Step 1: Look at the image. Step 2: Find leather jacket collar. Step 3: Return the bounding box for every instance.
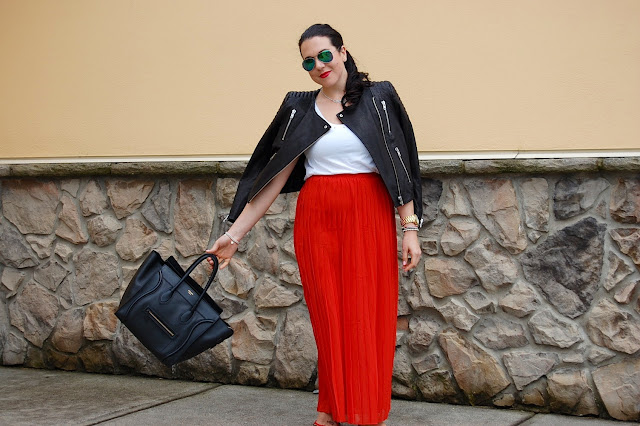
[229,82,423,226]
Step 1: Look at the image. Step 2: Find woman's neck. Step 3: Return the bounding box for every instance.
[321,86,346,100]
[322,71,348,100]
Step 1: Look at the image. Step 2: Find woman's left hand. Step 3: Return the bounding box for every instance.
[402,231,421,272]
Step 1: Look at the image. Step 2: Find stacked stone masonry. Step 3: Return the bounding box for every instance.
[0,159,639,421]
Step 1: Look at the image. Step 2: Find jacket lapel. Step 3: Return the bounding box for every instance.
[247,92,326,201]
[339,87,387,168]
[283,93,328,155]
[248,87,388,202]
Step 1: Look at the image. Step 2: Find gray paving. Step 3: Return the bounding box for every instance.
[0,367,217,425]
[0,367,635,426]
[519,415,637,426]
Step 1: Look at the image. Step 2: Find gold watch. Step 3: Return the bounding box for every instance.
[401,214,419,227]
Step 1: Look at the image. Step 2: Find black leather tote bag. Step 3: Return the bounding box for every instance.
[116,251,233,366]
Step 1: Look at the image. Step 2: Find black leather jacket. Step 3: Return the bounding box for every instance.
[228,81,423,226]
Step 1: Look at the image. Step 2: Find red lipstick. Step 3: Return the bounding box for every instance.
[320,71,331,79]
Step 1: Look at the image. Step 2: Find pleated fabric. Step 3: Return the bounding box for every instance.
[294,173,398,425]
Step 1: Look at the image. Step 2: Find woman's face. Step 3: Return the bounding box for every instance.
[299,36,347,89]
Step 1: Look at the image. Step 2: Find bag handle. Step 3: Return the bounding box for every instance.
[164,253,219,320]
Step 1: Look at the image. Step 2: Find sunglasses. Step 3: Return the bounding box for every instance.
[302,49,334,72]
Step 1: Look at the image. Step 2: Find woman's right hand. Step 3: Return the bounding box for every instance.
[206,234,239,270]
[206,158,299,270]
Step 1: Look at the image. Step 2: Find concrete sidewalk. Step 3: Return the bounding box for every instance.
[0,367,634,426]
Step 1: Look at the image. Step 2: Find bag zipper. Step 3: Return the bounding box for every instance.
[373,96,403,205]
[395,147,411,183]
[146,308,175,337]
[281,109,296,141]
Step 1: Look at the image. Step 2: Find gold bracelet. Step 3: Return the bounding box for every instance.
[400,214,419,227]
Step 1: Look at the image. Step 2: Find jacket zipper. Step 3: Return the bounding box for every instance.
[395,147,411,183]
[249,127,329,203]
[281,109,296,141]
[384,99,410,184]
[146,308,175,337]
[381,100,392,136]
[373,97,403,205]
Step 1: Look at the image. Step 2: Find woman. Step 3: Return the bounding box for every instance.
[207,24,422,426]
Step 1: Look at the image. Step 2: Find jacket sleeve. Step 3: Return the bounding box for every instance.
[388,82,423,225]
[227,92,292,223]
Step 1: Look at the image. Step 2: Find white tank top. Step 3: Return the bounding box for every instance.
[304,103,378,180]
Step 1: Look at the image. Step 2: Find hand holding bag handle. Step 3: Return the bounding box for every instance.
[116,250,233,366]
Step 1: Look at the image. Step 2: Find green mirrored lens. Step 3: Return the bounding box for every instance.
[318,50,333,63]
[302,58,315,71]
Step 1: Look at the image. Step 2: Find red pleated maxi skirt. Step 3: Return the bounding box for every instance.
[294,173,398,425]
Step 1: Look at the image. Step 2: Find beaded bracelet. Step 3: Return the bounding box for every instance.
[224,231,240,245]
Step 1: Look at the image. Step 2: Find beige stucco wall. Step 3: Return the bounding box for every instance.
[1,0,639,160]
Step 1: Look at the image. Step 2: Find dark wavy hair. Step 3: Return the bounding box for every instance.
[298,24,371,108]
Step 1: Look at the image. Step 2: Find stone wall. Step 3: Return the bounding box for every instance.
[0,158,639,421]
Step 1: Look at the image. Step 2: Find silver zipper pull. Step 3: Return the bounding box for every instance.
[372,95,403,205]
[281,109,296,141]
[395,147,412,183]
[381,100,391,134]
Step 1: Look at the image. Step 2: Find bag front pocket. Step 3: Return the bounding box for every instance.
[146,308,175,338]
